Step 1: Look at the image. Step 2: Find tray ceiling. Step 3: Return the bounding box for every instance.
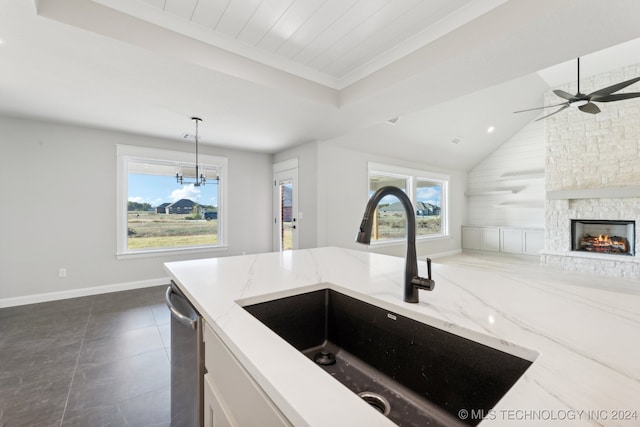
[92,0,507,89]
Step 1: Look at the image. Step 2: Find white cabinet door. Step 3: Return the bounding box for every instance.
[203,374,235,427]
[523,230,544,255]
[500,229,523,254]
[480,228,500,252]
[203,323,292,427]
[462,227,481,250]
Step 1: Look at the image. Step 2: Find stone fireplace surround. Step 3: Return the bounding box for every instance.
[540,62,640,278]
[542,196,640,277]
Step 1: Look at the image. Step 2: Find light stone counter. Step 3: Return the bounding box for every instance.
[164,247,640,426]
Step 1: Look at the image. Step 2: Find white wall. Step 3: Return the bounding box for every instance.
[466,121,545,227]
[316,144,466,259]
[0,116,272,304]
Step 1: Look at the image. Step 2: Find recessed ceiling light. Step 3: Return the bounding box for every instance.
[487,126,495,133]
[0,38,6,46]
[386,117,400,125]
[451,136,463,144]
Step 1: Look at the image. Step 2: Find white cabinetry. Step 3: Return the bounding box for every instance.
[481,228,500,252]
[500,228,523,254]
[204,374,234,427]
[463,226,543,256]
[461,227,481,250]
[203,322,292,427]
[523,229,545,255]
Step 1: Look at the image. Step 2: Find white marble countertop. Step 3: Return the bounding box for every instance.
[164,247,640,426]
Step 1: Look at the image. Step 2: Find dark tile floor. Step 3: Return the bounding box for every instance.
[0,286,171,427]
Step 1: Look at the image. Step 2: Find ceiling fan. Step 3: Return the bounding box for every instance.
[515,57,640,121]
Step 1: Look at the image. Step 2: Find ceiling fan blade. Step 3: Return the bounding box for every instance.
[591,92,640,102]
[578,102,600,114]
[553,89,578,101]
[535,105,569,121]
[513,101,568,113]
[587,76,640,98]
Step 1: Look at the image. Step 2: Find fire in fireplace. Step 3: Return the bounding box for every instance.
[578,234,629,253]
[571,220,635,256]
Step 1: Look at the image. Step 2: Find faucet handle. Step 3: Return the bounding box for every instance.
[411,276,435,291]
[410,257,435,291]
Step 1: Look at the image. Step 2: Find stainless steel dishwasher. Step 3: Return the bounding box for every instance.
[165,281,204,427]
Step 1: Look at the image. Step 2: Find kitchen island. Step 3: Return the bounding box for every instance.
[164,247,640,426]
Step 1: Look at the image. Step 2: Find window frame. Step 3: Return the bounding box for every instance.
[367,162,449,245]
[116,144,228,259]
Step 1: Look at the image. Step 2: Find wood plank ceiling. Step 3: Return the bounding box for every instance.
[136,0,472,81]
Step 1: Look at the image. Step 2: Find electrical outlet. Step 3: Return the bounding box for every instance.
[58,268,67,278]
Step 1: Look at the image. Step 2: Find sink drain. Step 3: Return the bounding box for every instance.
[358,392,391,416]
[314,350,336,366]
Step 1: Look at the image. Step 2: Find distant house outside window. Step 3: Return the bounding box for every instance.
[368,163,448,243]
[415,178,445,238]
[116,145,227,258]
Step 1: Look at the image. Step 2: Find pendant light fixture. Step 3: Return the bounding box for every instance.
[176,117,206,187]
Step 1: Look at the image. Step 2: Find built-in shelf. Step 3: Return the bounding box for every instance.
[465,189,518,196]
[497,170,545,181]
[495,201,545,208]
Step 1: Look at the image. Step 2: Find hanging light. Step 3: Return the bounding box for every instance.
[176,117,206,187]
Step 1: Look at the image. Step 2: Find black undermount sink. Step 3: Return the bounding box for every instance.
[243,288,535,427]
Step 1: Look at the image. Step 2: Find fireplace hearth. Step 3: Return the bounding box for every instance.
[571,220,635,256]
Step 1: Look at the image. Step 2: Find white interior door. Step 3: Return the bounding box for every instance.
[273,161,298,252]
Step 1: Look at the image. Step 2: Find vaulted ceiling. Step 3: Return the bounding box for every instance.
[3,0,640,170]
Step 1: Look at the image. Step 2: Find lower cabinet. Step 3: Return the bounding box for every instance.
[203,322,292,427]
[481,228,500,252]
[203,374,234,427]
[500,228,523,254]
[522,229,545,255]
[461,227,481,250]
[462,226,500,251]
[462,226,543,255]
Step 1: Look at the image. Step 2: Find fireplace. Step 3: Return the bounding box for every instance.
[571,219,635,256]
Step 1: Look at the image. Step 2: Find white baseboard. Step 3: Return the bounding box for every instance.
[0,277,170,308]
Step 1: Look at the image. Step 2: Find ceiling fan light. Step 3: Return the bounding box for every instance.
[570,99,589,108]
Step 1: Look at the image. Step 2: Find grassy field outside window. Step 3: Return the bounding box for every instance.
[127,211,217,249]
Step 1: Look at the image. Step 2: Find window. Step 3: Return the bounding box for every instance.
[117,145,227,258]
[415,178,444,238]
[368,173,409,241]
[368,163,448,243]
